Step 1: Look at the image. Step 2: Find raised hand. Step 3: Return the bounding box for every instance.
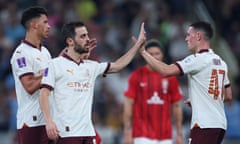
[131,22,146,53]
[81,38,97,59]
[86,38,97,52]
[136,22,146,48]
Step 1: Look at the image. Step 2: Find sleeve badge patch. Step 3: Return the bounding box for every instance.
[44,68,49,77]
[17,57,26,68]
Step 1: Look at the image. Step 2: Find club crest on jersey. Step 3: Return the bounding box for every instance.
[17,57,26,68]
[85,69,90,77]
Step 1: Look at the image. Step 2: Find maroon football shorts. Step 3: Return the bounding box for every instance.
[56,136,95,144]
[189,127,225,144]
[17,125,53,144]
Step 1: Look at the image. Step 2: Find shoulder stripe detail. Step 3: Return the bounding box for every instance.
[19,72,34,79]
[40,84,54,91]
[174,63,184,75]
[225,84,231,88]
[102,62,110,77]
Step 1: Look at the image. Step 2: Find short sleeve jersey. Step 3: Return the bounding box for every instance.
[176,49,230,129]
[10,40,51,129]
[41,54,109,137]
[124,66,183,140]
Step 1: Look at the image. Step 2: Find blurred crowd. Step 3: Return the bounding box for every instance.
[0,0,239,144]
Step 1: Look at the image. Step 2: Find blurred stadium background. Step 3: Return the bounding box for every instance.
[0,0,239,144]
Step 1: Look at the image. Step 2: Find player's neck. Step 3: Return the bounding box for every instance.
[25,32,42,49]
[195,41,210,53]
[66,47,83,63]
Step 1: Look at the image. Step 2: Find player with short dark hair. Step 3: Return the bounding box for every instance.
[20,6,48,29]
[10,6,52,144]
[140,21,232,144]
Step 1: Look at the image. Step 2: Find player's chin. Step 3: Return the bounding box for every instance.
[43,33,49,39]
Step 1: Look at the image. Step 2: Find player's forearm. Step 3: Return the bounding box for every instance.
[123,100,133,131]
[123,108,132,131]
[141,50,168,76]
[141,50,180,77]
[123,117,132,144]
[123,116,133,144]
[21,75,43,95]
[224,86,232,102]
[39,88,52,123]
[109,41,143,73]
[124,117,132,131]
[173,103,183,136]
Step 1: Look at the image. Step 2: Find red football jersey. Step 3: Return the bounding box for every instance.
[124,66,183,140]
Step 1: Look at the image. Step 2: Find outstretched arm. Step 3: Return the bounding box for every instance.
[140,50,180,77]
[108,22,146,73]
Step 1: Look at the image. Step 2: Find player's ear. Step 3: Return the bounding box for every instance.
[66,37,74,46]
[196,32,203,41]
[30,19,38,29]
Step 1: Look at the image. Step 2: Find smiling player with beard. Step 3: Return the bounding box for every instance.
[39,21,146,144]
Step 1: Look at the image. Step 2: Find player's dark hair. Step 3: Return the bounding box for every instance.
[145,39,163,51]
[21,6,48,29]
[190,21,213,40]
[61,21,85,42]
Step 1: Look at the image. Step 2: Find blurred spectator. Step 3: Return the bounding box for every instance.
[223,75,240,144]
[166,13,190,61]
[104,70,129,104]
[6,85,18,144]
[75,0,97,22]
[0,24,14,81]
[200,0,240,78]
[0,84,9,132]
[0,0,238,143]
[6,87,17,131]
[2,1,25,43]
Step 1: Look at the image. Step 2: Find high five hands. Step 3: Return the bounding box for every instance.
[132,22,146,53]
